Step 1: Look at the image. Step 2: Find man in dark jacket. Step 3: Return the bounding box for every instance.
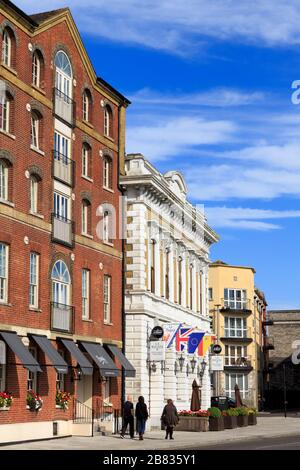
[161,399,179,440]
[120,395,134,439]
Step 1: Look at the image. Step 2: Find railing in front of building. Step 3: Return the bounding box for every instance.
[50,302,74,334]
[53,150,75,187]
[53,88,75,127]
[222,327,252,341]
[224,355,252,369]
[52,213,74,248]
[220,298,252,312]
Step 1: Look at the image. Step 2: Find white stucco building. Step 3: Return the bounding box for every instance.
[121,154,219,428]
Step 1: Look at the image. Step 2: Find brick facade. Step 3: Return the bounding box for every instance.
[0,0,129,442]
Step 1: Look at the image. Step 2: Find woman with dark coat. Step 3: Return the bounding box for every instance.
[161,399,179,440]
[135,396,149,440]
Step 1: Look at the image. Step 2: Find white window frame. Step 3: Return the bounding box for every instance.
[0,243,8,304]
[103,378,111,404]
[82,145,89,178]
[30,175,38,213]
[56,350,65,391]
[82,269,90,320]
[27,347,37,392]
[103,211,110,243]
[224,288,247,310]
[225,373,249,399]
[32,52,41,88]
[104,107,110,137]
[29,252,39,309]
[83,92,89,122]
[0,340,6,392]
[224,317,247,338]
[2,29,11,67]
[225,345,247,366]
[82,201,89,235]
[103,156,111,189]
[31,114,40,150]
[0,161,8,201]
[54,191,70,221]
[0,95,10,133]
[51,260,71,307]
[103,275,111,324]
[208,288,213,301]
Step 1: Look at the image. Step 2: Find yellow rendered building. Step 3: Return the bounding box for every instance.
[209,261,266,408]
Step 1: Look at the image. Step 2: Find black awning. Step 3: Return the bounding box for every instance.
[106,345,136,378]
[59,338,93,375]
[0,331,42,373]
[30,334,68,374]
[80,341,119,378]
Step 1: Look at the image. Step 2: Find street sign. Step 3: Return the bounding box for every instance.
[150,341,166,361]
[151,326,164,340]
[210,355,224,371]
[212,344,222,355]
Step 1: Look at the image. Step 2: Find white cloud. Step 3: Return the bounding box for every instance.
[204,206,300,230]
[127,116,236,161]
[130,88,265,107]
[15,0,300,53]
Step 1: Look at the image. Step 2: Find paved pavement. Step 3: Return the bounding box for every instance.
[1,415,300,450]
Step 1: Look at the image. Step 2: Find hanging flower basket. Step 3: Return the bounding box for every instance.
[0,392,13,410]
[27,390,43,411]
[56,391,71,410]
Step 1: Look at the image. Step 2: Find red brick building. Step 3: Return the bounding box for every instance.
[0,0,133,443]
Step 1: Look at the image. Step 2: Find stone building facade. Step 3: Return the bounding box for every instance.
[121,154,219,428]
[0,0,131,443]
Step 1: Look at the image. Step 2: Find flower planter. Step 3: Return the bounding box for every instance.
[237,415,248,427]
[176,416,209,432]
[248,414,257,425]
[223,415,238,429]
[209,416,224,431]
[0,407,10,411]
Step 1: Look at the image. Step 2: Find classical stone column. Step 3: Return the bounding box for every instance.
[164,344,176,402]
[126,201,148,292]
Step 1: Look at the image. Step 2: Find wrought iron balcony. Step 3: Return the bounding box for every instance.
[53,150,75,187]
[224,355,253,371]
[53,88,75,127]
[221,327,253,343]
[52,213,74,248]
[220,298,252,314]
[51,302,74,334]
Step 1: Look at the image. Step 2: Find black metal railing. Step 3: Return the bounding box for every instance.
[73,398,94,424]
[50,302,74,334]
[53,87,75,127]
[53,150,75,187]
[52,213,75,248]
[220,298,252,313]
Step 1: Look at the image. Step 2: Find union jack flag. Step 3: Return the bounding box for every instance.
[175,327,195,352]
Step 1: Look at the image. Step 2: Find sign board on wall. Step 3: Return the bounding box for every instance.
[210,355,224,371]
[150,341,166,362]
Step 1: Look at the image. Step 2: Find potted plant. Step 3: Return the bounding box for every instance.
[247,408,257,425]
[208,407,224,431]
[176,410,210,432]
[27,390,43,411]
[222,407,238,429]
[236,406,248,427]
[56,391,71,410]
[0,392,13,410]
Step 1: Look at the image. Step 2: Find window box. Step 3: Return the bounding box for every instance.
[0,406,10,411]
[56,391,71,410]
[27,390,43,411]
[0,392,13,409]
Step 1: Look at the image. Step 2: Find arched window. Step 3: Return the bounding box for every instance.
[31,111,42,150]
[82,89,92,122]
[0,160,8,201]
[104,105,112,138]
[1,28,15,68]
[81,199,91,235]
[0,91,13,134]
[82,143,91,178]
[103,210,112,243]
[103,155,112,189]
[51,260,71,307]
[55,50,72,98]
[32,50,44,88]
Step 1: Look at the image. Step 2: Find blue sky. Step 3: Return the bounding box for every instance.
[17,0,300,309]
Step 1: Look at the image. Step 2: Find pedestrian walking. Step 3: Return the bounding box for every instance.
[161,399,179,440]
[135,396,148,440]
[120,395,134,439]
